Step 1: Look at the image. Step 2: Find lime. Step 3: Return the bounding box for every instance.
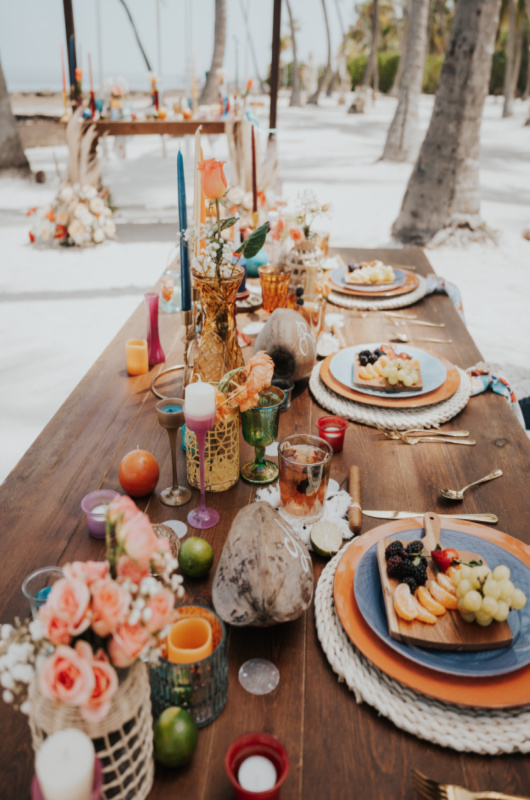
[178,537,214,578]
[153,706,198,767]
[310,520,342,558]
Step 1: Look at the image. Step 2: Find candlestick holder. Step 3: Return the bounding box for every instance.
[155,398,191,507]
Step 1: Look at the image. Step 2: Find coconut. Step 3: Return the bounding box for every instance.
[212,501,314,626]
[253,308,317,382]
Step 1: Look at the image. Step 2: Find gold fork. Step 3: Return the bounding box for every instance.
[412,769,529,800]
[375,425,470,440]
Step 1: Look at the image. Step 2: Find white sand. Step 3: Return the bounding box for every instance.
[1,92,529,481]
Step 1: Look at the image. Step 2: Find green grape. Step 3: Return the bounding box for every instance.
[382,366,391,378]
[458,565,471,580]
[463,590,482,612]
[493,600,510,622]
[387,373,398,385]
[493,564,510,581]
[403,375,413,387]
[452,569,462,585]
[456,579,472,599]
[510,589,527,610]
[499,579,515,601]
[475,610,493,627]
[481,596,498,617]
[470,566,490,590]
[483,579,501,600]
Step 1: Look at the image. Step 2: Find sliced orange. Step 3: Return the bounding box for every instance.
[410,595,437,624]
[437,572,457,595]
[394,583,418,621]
[446,565,460,581]
[416,585,446,616]
[427,579,458,610]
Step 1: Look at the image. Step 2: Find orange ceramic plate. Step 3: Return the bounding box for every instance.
[333,518,530,708]
[320,352,461,409]
[329,269,420,298]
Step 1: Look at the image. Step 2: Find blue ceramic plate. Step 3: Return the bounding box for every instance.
[329,344,447,399]
[330,265,407,293]
[354,528,530,677]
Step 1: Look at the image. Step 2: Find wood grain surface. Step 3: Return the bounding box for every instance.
[1,247,529,799]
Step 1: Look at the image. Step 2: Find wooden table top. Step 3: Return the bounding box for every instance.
[1,247,529,799]
[87,119,228,137]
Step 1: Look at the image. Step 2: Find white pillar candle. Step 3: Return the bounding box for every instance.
[36,729,95,800]
[238,755,277,792]
[185,382,216,419]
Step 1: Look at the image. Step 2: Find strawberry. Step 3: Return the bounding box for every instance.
[431,546,459,573]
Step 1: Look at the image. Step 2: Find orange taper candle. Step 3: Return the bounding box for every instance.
[167,617,213,664]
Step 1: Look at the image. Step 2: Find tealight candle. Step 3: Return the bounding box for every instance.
[161,404,183,413]
[35,729,95,800]
[238,755,277,792]
[81,490,119,538]
[167,617,213,664]
[126,339,149,376]
[316,415,348,453]
[225,732,289,800]
[90,504,107,516]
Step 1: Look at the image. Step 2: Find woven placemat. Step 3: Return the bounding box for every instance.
[309,363,471,430]
[315,544,530,754]
[328,274,428,310]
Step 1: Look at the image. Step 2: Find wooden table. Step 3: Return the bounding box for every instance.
[87,119,228,139]
[1,248,529,799]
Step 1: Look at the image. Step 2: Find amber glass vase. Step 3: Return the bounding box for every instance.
[192,267,244,383]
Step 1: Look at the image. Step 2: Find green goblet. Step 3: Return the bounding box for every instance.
[240,386,286,484]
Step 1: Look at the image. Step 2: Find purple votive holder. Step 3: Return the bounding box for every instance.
[32,757,104,800]
[81,490,119,538]
[316,415,349,453]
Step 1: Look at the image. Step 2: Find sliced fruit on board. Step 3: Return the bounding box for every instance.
[416,585,446,616]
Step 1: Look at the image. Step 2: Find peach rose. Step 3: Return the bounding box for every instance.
[39,642,95,707]
[116,554,150,585]
[145,588,175,634]
[198,158,227,200]
[91,578,131,637]
[42,578,91,637]
[38,607,72,646]
[119,514,159,567]
[290,225,303,242]
[108,622,152,668]
[64,561,109,586]
[81,649,118,723]
[107,495,139,527]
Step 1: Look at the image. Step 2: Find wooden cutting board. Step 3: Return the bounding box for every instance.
[376,512,513,650]
[353,352,423,394]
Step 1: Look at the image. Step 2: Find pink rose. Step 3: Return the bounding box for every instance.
[145,588,175,634]
[42,578,91,637]
[90,578,130,637]
[64,561,109,586]
[107,495,139,526]
[108,622,152,668]
[116,554,150,585]
[39,641,95,707]
[81,649,118,723]
[119,514,159,566]
[38,607,72,645]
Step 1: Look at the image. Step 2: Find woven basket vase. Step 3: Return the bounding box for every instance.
[28,662,154,800]
[186,407,240,492]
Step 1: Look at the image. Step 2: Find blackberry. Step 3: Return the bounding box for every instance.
[385,541,405,560]
[405,541,424,557]
[387,555,405,579]
[402,576,418,594]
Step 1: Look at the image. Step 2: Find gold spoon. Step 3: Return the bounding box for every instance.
[441,469,503,501]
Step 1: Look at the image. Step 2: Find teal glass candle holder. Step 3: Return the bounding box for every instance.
[240,386,285,485]
[149,605,228,728]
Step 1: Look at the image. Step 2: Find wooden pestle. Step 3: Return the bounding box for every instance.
[348,466,362,534]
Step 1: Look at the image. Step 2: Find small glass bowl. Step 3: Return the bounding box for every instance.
[81,490,119,538]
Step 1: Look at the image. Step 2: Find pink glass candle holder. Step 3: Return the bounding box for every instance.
[145,292,165,366]
[225,732,289,800]
[184,383,219,530]
[32,757,103,800]
[81,490,119,538]
[316,415,348,453]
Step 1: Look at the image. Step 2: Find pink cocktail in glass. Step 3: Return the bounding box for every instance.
[184,384,219,529]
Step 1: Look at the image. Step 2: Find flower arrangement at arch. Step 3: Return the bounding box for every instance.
[28,183,115,247]
[0,496,183,723]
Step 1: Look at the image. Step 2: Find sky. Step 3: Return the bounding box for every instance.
[0,0,351,93]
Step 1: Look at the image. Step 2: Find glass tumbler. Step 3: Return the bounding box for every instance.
[258,267,291,314]
[278,434,333,523]
[22,567,64,618]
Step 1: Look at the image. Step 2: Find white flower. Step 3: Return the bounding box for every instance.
[68,219,89,246]
[0,673,15,690]
[128,610,141,627]
[104,219,116,237]
[242,192,253,211]
[142,608,153,624]
[59,186,74,202]
[93,228,104,244]
[29,620,44,642]
[1,625,14,642]
[2,690,14,704]
[82,186,97,200]
[12,663,34,684]
[56,209,69,226]
[228,186,245,205]
[89,197,105,216]
[20,701,31,715]
[40,222,53,242]
[140,577,159,597]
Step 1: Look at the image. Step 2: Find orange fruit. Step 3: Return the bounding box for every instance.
[394,583,418,621]
[416,585,446,616]
[446,565,460,581]
[153,706,198,767]
[427,579,458,609]
[410,595,437,625]
[437,572,457,595]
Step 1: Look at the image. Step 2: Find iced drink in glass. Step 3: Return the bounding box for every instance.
[278,434,333,523]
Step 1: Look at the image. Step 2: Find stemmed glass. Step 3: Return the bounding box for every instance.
[155,397,191,507]
[240,386,285,484]
[184,382,219,529]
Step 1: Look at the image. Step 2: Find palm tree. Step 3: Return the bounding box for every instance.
[392,0,503,244]
[0,59,30,177]
[382,0,430,162]
[200,0,227,105]
[308,0,333,104]
[503,0,517,116]
[362,0,380,90]
[116,0,153,72]
[285,0,301,106]
[389,0,410,96]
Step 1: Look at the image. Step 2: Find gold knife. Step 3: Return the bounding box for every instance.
[362,510,498,524]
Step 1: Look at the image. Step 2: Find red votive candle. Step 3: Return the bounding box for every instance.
[225,732,289,800]
[316,416,348,453]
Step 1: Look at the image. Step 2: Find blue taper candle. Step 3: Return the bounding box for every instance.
[68,35,75,88]
[177,150,192,312]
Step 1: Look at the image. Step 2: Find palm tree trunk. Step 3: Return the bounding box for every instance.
[199,0,227,105]
[392,0,503,244]
[307,0,333,104]
[524,0,530,100]
[285,0,301,106]
[116,0,152,72]
[503,0,516,117]
[382,0,430,162]
[0,59,31,176]
[510,16,524,100]
[389,0,411,96]
[362,0,380,90]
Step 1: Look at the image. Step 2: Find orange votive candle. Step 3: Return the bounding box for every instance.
[126,339,149,376]
[167,617,213,664]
